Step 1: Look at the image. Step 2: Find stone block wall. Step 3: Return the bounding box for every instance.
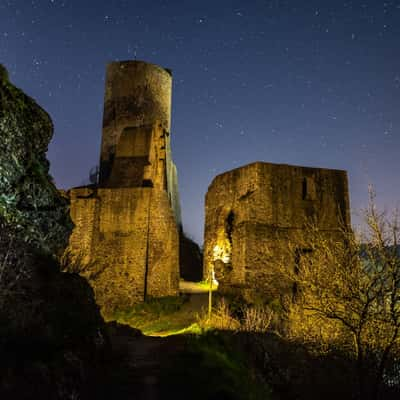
[66,60,181,316]
[203,161,350,302]
[99,60,172,186]
[68,187,179,317]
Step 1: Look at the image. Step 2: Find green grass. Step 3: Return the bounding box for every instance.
[194,279,219,291]
[108,296,274,398]
[110,295,200,335]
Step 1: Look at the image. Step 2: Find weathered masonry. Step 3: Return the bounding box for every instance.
[203,161,350,303]
[67,61,181,316]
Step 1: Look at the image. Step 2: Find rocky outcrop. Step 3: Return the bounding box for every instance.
[0,64,106,399]
[0,64,72,255]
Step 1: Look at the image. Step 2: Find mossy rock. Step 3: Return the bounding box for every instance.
[0,63,73,255]
[0,66,107,400]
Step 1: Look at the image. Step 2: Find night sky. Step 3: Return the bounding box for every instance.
[1,0,399,244]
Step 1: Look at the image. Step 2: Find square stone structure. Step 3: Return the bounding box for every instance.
[67,61,181,316]
[203,161,350,302]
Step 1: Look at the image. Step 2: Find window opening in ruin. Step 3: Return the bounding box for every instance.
[226,211,234,247]
[142,179,154,187]
[302,178,307,200]
[302,177,316,201]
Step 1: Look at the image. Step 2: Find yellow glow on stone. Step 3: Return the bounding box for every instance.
[212,242,231,264]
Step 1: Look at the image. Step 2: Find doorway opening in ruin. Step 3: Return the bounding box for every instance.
[226,210,234,248]
[212,209,235,284]
[222,210,234,275]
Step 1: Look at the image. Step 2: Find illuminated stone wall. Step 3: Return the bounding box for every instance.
[68,187,179,316]
[66,61,180,316]
[203,162,350,302]
[99,60,172,184]
[98,60,181,223]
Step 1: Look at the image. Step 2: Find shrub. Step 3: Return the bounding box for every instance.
[241,305,273,333]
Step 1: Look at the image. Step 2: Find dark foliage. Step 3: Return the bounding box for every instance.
[232,331,400,400]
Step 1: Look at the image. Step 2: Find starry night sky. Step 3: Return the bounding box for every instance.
[1,0,399,244]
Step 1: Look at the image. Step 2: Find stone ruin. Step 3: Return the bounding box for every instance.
[66,59,351,313]
[203,161,350,303]
[66,61,181,316]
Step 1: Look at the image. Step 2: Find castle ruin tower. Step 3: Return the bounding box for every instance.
[66,60,181,316]
[100,61,172,178]
[99,61,181,223]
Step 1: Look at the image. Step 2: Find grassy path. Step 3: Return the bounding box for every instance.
[97,323,272,400]
[96,293,272,399]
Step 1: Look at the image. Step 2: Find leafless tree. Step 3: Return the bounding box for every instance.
[275,189,400,399]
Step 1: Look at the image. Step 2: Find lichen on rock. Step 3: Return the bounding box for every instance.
[0,64,73,256]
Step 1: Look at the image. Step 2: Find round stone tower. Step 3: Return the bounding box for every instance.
[99,60,172,185]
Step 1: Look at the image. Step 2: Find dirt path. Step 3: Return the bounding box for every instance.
[108,328,187,400]
[95,293,214,399]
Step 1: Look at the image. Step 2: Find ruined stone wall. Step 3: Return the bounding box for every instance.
[99,60,172,185]
[66,60,181,315]
[203,162,350,302]
[68,187,179,316]
[97,60,181,225]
